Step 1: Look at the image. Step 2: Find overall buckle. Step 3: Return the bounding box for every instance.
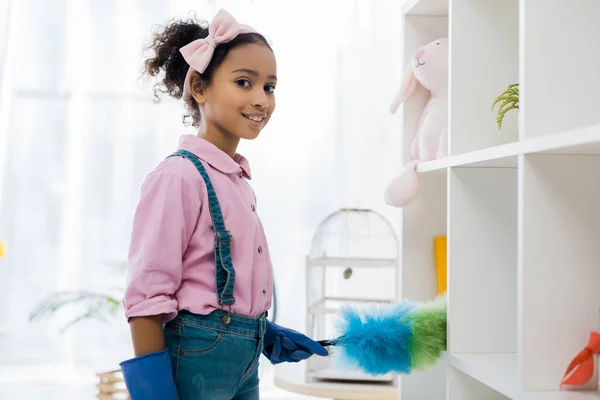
[215,230,233,242]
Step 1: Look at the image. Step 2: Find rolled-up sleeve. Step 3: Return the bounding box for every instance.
[123,169,201,322]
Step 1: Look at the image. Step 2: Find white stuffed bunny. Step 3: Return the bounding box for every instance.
[385,37,449,208]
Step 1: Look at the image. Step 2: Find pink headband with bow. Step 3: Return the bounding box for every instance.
[179,9,256,108]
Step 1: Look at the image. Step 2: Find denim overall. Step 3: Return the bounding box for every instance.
[163,149,267,400]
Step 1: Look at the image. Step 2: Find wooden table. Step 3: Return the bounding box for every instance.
[274,363,399,400]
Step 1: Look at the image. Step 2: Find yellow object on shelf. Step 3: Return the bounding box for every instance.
[433,236,446,295]
[0,240,5,258]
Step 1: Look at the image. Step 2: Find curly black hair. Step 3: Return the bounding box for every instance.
[142,14,272,127]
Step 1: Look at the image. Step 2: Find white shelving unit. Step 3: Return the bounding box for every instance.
[396,0,600,399]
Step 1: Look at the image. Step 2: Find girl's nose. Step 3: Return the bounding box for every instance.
[252,90,268,108]
[414,49,425,59]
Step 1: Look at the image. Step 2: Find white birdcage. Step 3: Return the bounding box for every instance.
[305,208,400,384]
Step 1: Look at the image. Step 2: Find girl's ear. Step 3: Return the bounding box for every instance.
[189,72,207,105]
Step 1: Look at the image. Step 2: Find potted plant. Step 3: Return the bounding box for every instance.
[29,260,279,398]
[28,260,129,398]
[28,290,122,333]
[492,83,519,130]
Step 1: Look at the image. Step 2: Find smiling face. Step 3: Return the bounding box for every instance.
[192,42,277,141]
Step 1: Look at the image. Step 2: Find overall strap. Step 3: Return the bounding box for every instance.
[168,149,235,306]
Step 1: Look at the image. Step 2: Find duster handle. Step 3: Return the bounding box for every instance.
[317,336,344,347]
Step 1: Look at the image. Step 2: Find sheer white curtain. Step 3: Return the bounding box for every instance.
[0,0,404,393]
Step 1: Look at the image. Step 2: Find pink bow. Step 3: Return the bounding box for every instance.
[180,9,255,107]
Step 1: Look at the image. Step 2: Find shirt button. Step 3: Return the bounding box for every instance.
[258,246,263,254]
[237,171,243,178]
[251,204,255,212]
[262,288,267,295]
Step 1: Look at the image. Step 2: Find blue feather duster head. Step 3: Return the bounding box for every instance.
[334,300,416,375]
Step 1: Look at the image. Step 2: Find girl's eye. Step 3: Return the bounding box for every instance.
[265,84,276,94]
[236,79,251,88]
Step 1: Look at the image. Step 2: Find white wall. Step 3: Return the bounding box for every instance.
[246,0,405,337]
[0,0,407,390]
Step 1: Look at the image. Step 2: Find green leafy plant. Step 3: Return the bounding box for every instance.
[28,290,122,333]
[492,83,519,130]
[28,258,280,333]
[28,260,125,333]
[29,289,280,334]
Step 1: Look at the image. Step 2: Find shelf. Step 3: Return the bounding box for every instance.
[308,296,395,314]
[308,257,398,268]
[449,353,600,400]
[414,121,600,175]
[402,0,448,16]
[417,142,519,173]
[526,391,600,400]
[397,0,600,398]
[447,167,517,356]
[522,122,600,155]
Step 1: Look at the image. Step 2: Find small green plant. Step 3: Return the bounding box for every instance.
[28,260,126,333]
[28,290,122,333]
[28,258,280,333]
[492,83,519,130]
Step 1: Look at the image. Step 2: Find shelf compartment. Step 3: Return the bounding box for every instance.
[400,167,448,400]
[448,166,518,355]
[450,0,519,154]
[401,172,447,301]
[400,13,448,166]
[449,353,600,400]
[519,154,600,391]
[521,0,600,139]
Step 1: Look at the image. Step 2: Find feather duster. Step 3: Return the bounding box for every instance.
[318,296,446,375]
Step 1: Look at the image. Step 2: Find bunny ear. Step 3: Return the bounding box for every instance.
[389,62,418,114]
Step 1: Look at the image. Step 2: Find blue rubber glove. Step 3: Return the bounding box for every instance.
[120,348,179,400]
[263,320,328,364]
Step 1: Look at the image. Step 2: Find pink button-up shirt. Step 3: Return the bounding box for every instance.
[123,134,273,323]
